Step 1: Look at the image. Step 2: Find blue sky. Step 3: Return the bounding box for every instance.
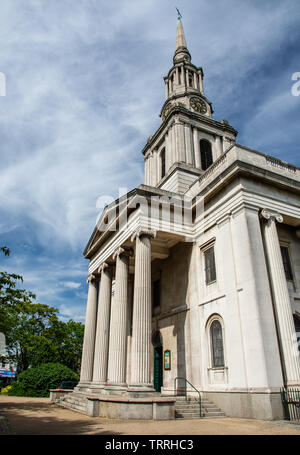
[0,0,299,322]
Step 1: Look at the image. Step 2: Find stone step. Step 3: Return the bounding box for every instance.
[174,397,225,419]
[59,403,88,415]
[55,391,89,415]
[176,403,218,409]
[63,401,87,410]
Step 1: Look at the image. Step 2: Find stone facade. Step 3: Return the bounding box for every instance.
[73,18,300,420]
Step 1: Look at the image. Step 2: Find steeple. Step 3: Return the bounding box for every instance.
[142,13,238,194]
[161,14,211,120]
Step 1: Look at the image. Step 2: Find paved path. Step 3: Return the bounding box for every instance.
[1,396,300,435]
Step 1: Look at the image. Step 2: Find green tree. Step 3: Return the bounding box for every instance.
[0,247,84,374]
[55,319,84,374]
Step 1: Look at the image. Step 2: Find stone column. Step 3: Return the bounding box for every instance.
[148,152,153,186]
[193,72,198,90]
[193,128,201,168]
[165,132,170,172]
[170,123,176,166]
[198,70,204,95]
[153,149,158,185]
[215,135,223,158]
[261,209,300,385]
[184,124,193,165]
[92,263,112,386]
[144,155,149,185]
[176,121,185,163]
[106,247,130,388]
[165,79,169,98]
[80,274,99,384]
[185,69,189,87]
[176,66,179,86]
[129,229,156,391]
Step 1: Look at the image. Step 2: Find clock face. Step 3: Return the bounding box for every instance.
[190,97,207,114]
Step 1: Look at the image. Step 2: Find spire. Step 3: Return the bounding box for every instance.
[173,11,191,63]
[176,17,187,49]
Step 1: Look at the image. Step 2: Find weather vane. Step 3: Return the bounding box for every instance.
[176,7,182,20]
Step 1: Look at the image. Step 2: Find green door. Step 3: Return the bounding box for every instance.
[154,345,163,392]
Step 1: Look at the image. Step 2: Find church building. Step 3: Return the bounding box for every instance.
[52,17,300,420]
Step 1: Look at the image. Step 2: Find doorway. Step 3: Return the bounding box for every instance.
[152,330,163,393]
[154,344,163,392]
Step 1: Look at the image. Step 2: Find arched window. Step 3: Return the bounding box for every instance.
[210,320,225,368]
[200,139,213,171]
[161,148,166,179]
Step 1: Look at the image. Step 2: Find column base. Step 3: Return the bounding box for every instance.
[286,380,300,387]
[104,382,128,395]
[89,382,106,394]
[127,384,156,395]
[76,382,93,394]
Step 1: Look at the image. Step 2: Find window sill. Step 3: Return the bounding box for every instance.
[206,280,217,286]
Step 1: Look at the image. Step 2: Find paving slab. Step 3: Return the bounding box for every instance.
[1,396,300,435]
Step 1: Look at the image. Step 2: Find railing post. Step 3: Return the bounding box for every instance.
[174,377,202,418]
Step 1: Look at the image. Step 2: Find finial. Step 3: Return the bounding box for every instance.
[176,7,182,21]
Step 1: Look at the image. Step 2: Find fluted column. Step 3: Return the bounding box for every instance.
[261,209,300,385]
[106,247,130,387]
[92,263,112,385]
[130,229,156,391]
[80,274,99,384]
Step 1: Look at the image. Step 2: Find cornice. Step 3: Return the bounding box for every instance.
[141,105,238,156]
[191,159,300,209]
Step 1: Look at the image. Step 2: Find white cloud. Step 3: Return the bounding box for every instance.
[0,0,299,319]
[63,281,81,289]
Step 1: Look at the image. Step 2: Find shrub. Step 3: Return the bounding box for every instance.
[1,385,12,394]
[8,363,78,398]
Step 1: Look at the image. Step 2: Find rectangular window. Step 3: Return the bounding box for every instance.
[204,246,216,284]
[280,246,293,281]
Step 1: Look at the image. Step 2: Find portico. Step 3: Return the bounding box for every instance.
[77,223,186,397]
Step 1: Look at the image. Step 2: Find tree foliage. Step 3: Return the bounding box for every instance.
[8,362,79,397]
[0,247,84,374]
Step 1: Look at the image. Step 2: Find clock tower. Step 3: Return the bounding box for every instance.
[143,16,238,193]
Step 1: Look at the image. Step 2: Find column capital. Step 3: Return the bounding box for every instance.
[98,262,112,274]
[86,273,98,284]
[260,208,283,224]
[112,246,133,261]
[131,229,157,243]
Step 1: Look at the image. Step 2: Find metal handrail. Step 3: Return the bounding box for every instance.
[174,377,202,418]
